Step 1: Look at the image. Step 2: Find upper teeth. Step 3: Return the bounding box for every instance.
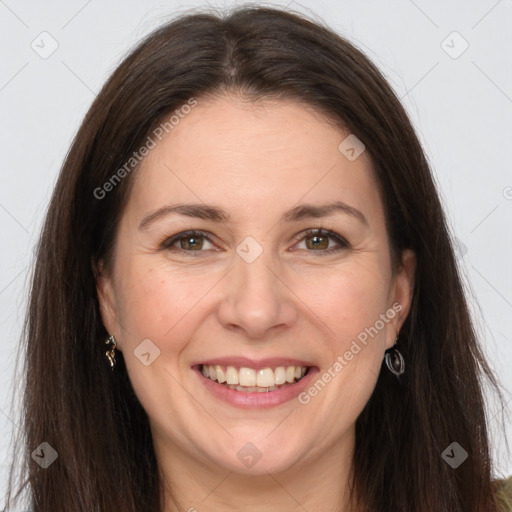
[201,365,308,387]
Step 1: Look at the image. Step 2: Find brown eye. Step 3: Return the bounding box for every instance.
[295,229,349,253]
[161,231,215,253]
[305,233,329,250]
[178,234,204,250]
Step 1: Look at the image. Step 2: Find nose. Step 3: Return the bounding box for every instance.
[216,248,298,340]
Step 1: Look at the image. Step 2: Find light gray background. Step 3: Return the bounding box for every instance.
[1,0,511,504]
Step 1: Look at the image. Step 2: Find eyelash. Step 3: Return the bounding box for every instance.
[160,228,349,256]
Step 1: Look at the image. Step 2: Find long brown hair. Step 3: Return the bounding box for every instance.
[4,5,509,511]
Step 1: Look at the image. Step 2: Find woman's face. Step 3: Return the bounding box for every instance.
[97,95,415,476]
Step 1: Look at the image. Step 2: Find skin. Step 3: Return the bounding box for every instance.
[96,94,416,512]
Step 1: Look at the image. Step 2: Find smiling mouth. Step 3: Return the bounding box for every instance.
[198,364,311,392]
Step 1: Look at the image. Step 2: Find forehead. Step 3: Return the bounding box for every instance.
[127,95,383,226]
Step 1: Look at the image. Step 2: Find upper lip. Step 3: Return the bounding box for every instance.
[192,356,316,370]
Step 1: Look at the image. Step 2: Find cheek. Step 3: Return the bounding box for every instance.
[294,260,392,346]
[119,269,187,331]
[110,260,211,417]
[113,257,222,359]
[291,266,390,430]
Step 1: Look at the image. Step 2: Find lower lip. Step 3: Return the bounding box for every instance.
[193,365,319,409]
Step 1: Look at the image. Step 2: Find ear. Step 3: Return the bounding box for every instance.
[386,249,416,349]
[93,259,122,351]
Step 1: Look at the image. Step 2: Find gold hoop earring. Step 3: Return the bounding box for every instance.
[105,335,117,369]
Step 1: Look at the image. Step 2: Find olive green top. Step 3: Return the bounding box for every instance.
[496,476,512,511]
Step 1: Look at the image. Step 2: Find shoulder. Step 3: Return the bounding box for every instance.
[495,476,512,512]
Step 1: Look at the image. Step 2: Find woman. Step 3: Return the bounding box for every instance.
[4,5,511,512]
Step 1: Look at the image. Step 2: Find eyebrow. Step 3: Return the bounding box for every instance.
[138,200,369,230]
